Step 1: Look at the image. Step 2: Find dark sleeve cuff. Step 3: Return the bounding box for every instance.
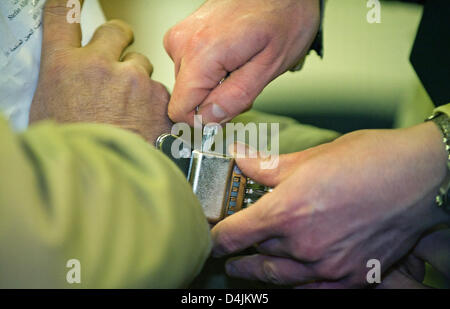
[410,0,450,107]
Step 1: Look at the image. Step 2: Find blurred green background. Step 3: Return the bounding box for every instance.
[99,0,434,133]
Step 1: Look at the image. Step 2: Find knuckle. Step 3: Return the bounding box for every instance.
[109,19,133,32]
[163,28,174,52]
[144,57,154,71]
[150,81,170,103]
[44,2,68,18]
[261,260,285,285]
[101,19,134,41]
[164,25,187,57]
[121,64,149,87]
[167,103,185,123]
[186,28,210,52]
[229,82,254,106]
[128,53,153,70]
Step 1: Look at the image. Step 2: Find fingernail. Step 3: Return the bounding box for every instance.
[199,103,228,123]
[212,104,227,119]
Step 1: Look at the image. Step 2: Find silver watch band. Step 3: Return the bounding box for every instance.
[428,113,450,212]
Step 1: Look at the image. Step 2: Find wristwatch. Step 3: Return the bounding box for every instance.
[427,112,450,213]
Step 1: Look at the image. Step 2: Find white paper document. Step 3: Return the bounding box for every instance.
[0,0,106,131]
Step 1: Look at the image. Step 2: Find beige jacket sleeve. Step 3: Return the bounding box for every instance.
[0,117,211,288]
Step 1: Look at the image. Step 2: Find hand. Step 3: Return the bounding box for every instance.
[30,0,172,143]
[164,0,320,125]
[377,228,450,289]
[375,255,427,289]
[211,122,450,288]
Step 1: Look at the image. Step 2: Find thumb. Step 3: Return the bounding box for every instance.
[213,145,306,258]
[211,191,279,258]
[229,142,303,187]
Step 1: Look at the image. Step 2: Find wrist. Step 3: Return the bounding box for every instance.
[306,0,323,57]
